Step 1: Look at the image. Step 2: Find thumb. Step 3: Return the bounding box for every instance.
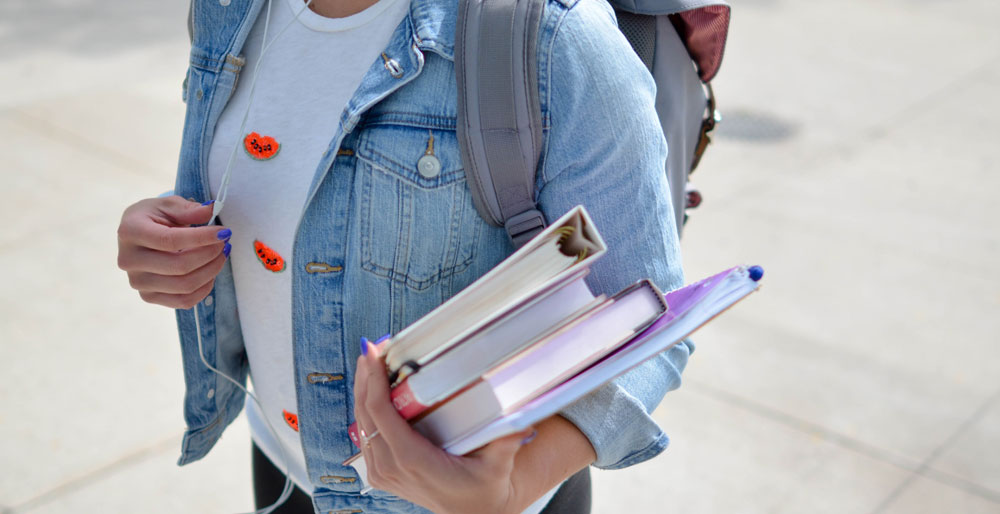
[159,196,216,226]
[469,428,535,464]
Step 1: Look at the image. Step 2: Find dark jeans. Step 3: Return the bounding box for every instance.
[252,443,591,513]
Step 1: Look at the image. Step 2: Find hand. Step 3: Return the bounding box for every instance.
[353,339,534,514]
[117,196,232,309]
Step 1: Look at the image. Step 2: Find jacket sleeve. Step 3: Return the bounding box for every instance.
[535,0,694,470]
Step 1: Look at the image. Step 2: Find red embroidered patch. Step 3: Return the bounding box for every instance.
[283,410,299,432]
[254,239,286,272]
[244,132,280,160]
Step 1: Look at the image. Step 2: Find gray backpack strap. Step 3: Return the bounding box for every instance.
[456,0,547,249]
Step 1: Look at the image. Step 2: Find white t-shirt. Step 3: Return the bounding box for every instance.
[208,0,410,492]
[208,0,560,511]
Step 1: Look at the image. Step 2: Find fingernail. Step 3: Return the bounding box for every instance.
[217,228,232,240]
[375,333,391,344]
[201,199,215,206]
[223,242,231,258]
[521,429,538,445]
[360,337,369,356]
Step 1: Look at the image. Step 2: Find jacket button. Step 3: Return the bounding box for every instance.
[381,53,404,78]
[203,295,213,306]
[307,373,344,384]
[219,0,231,5]
[417,155,441,178]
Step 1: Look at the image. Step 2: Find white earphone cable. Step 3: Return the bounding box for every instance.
[196,1,316,512]
[211,0,315,226]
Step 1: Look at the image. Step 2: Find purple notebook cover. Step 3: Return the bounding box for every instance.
[654,267,738,325]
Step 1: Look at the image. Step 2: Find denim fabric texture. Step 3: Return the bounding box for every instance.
[174,0,692,511]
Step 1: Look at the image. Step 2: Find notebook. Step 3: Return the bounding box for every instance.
[409,280,667,446]
[344,265,763,477]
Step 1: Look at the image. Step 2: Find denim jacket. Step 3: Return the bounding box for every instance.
[174,0,692,511]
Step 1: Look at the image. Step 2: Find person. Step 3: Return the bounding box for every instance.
[116,0,692,511]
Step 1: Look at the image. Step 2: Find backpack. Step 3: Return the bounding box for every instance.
[455,0,731,248]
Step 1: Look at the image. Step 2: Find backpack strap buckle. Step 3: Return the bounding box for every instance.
[505,209,546,249]
[690,82,719,173]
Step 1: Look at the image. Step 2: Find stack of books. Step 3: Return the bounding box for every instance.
[345,206,762,474]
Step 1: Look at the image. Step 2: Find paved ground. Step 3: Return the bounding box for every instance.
[1,0,998,513]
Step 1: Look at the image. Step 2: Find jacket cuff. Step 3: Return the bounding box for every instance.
[559,339,693,469]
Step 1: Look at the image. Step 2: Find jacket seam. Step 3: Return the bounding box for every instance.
[538,1,575,187]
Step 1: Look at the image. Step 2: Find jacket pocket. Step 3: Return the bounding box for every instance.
[356,124,481,291]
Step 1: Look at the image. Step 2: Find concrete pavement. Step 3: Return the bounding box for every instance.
[1,0,998,512]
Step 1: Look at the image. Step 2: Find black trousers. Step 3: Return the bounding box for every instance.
[253,443,591,513]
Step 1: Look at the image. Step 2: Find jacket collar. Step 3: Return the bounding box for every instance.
[407,0,457,60]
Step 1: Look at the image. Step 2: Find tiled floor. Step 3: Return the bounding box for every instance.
[2,1,998,513]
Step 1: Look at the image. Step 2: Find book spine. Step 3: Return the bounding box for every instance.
[390,380,430,420]
[345,383,428,450]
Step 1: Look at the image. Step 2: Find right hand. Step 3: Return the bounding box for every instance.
[117,196,232,309]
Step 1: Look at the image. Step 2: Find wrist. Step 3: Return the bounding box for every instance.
[504,416,595,513]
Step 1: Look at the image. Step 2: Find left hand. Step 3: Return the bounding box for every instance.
[353,338,534,514]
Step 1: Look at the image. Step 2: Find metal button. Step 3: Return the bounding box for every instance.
[381,53,403,78]
[206,388,215,399]
[219,0,231,5]
[417,155,441,178]
[305,262,343,274]
[320,475,357,484]
[203,295,213,307]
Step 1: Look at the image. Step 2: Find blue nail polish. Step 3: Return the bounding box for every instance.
[201,200,215,206]
[360,337,369,356]
[223,242,232,258]
[748,265,764,282]
[521,430,538,445]
[375,333,391,344]
[217,228,232,240]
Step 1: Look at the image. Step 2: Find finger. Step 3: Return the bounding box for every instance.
[118,197,230,252]
[353,341,384,452]
[353,342,395,489]
[138,278,216,309]
[373,333,391,349]
[156,195,216,226]
[119,241,225,275]
[353,340,373,434]
[117,196,220,248]
[120,218,232,253]
[361,342,438,459]
[129,251,228,295]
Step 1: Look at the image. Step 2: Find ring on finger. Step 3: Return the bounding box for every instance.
[361,429,380,449]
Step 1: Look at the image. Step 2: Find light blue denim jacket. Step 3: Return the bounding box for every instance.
[175,0,692,511]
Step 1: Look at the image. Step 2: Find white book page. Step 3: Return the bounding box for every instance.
[407,277,599,405]
[488,285,663,410]
[394,237,576,368]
